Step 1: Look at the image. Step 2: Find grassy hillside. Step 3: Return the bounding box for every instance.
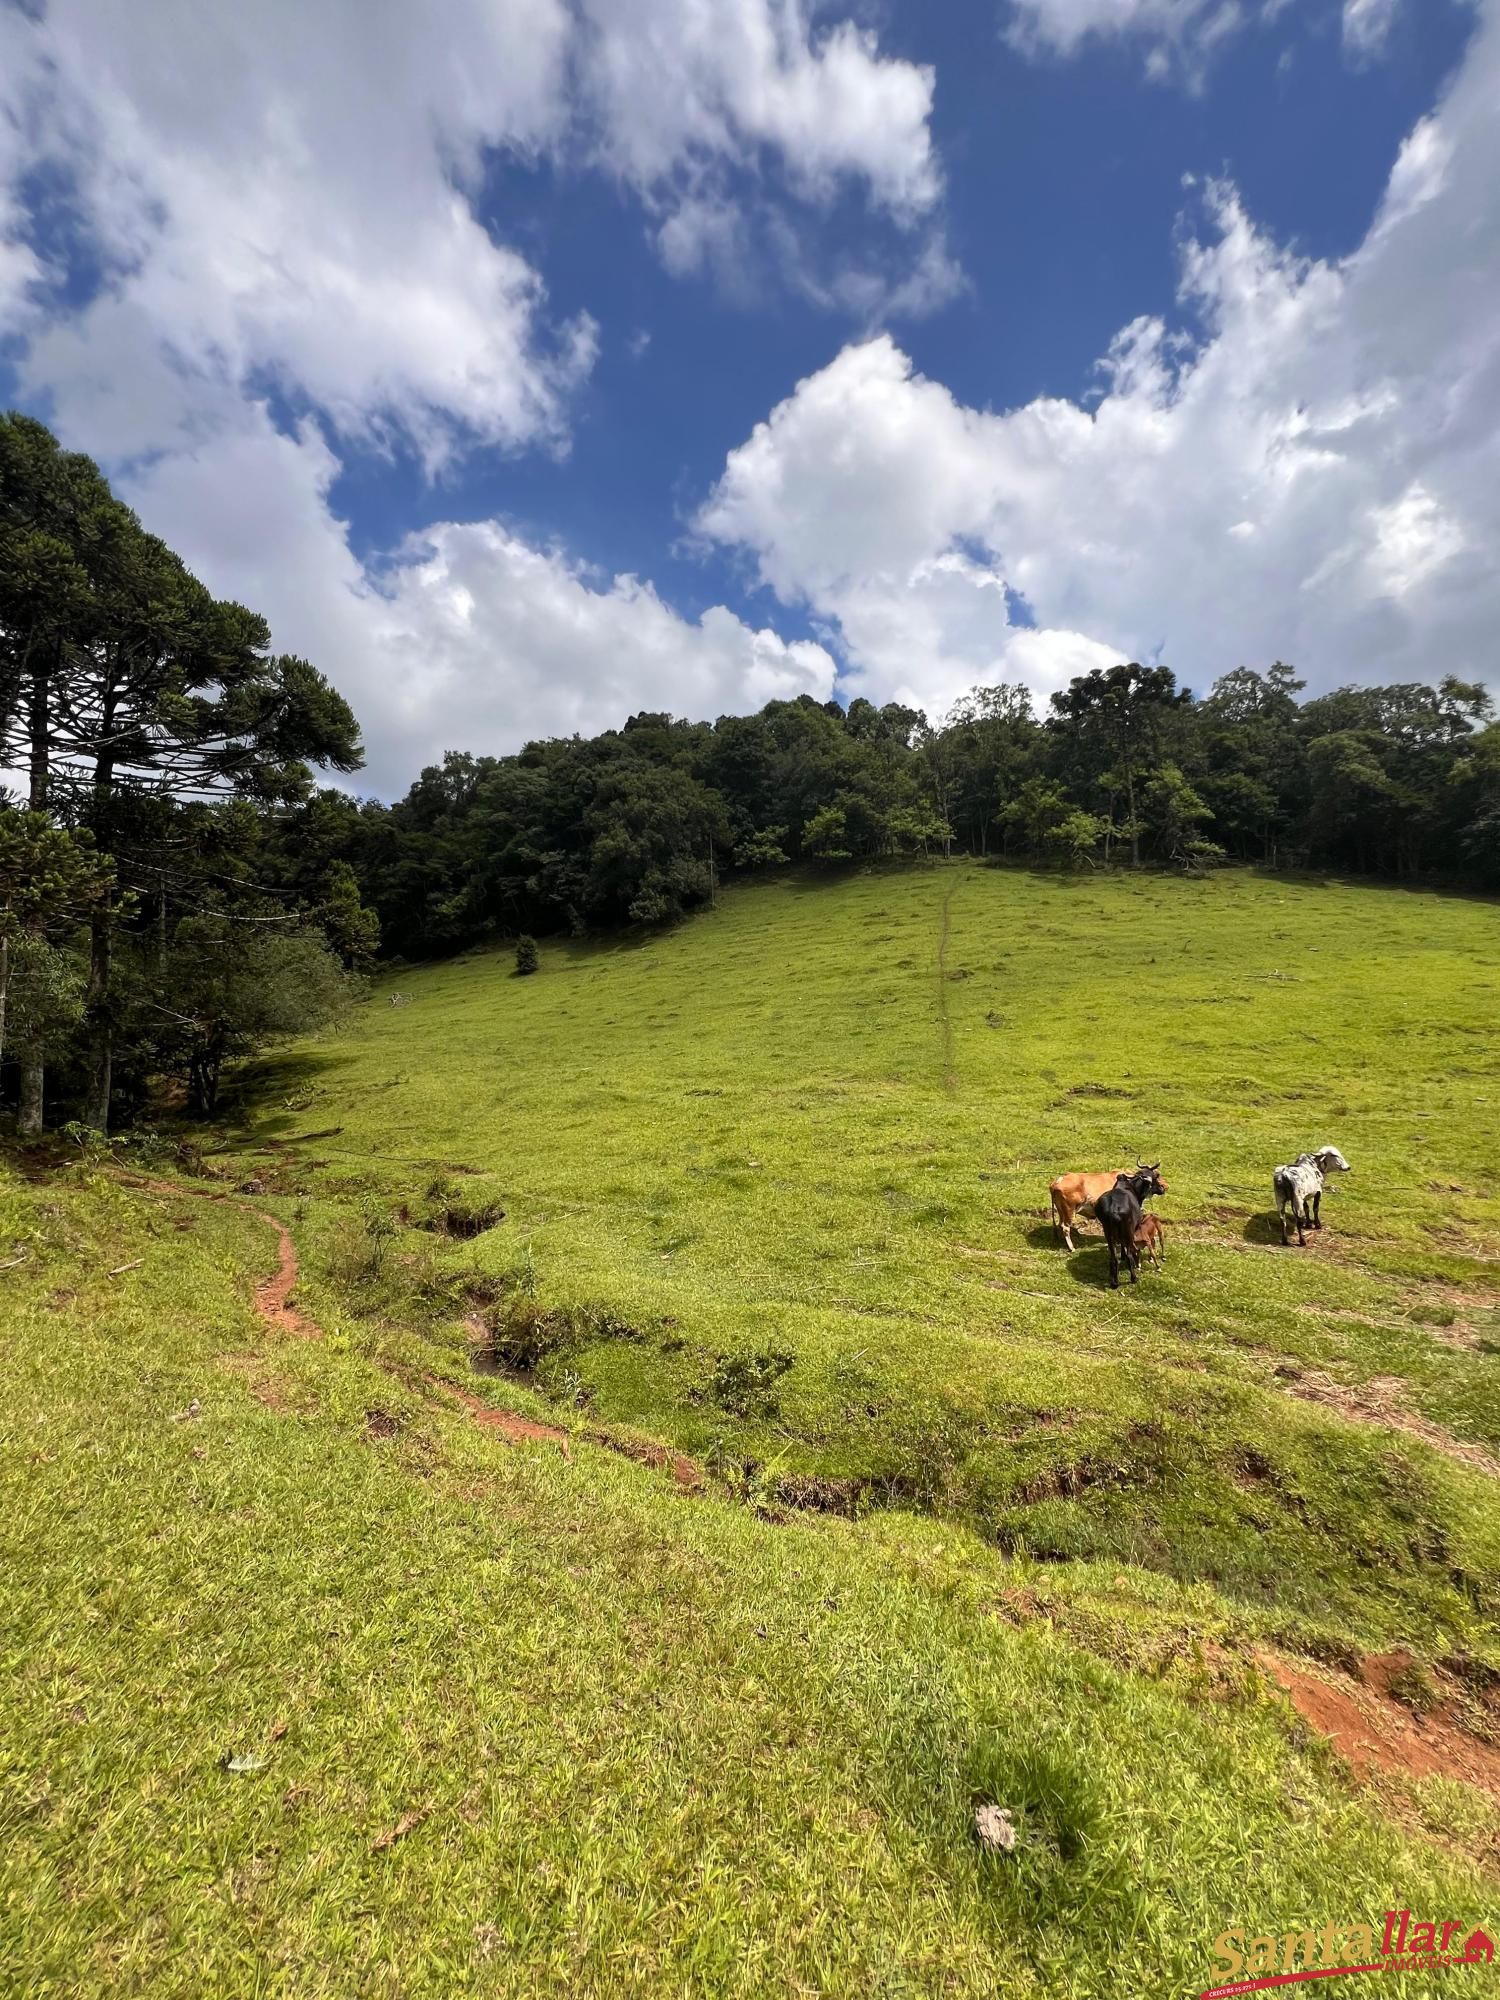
[5,862,1500,1996]
[269,864,1500,1650]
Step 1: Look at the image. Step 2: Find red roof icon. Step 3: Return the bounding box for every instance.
[1461,1928,1494,1964]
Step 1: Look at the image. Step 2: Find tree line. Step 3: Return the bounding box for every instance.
[4,409,1498,1132]
[348,659,1500,961]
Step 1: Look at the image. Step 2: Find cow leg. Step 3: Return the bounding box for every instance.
[1293,1199,1307,1247]
[1310,1190,1323,1230]
[1278,1199,1291,1246]
[1127,1244,1139,1284]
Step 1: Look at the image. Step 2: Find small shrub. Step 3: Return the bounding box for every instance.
[557,1368,596,1410]
[710,1348,794,1418]
[123,1128,172,1170]
[514,935,539,977]
[329,1204,402,1289]
[360,1201,399,1276]
[59,1121,126,1164]
[475,1286,642,1378]
[413,1180,506,1237]
[484,1296,568,1373]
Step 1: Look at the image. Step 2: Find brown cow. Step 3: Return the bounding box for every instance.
[1049,1162,1167,1252]
[1133,1211,1166,1269]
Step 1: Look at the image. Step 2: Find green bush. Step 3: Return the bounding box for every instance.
[710,1348,795,1418]
[514,935,539,976]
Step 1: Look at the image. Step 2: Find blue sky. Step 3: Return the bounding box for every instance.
[1,0,1494,794]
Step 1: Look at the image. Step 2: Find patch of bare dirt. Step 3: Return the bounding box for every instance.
[252,1215,319,1337]
[1295,1289,1498,1352]
[1277,1366,1500,1479]
[456,1317,702,1486]
[989,1586,1045,1625]
[1256,1650,1500,1796]
[584,1429,702,1489]
[424,1373,573,1456]
[215,1353,295,1414]
[1295,1303,1404,1332]
[1423,1228,1500,1269]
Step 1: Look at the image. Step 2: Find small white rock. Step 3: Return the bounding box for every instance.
[974,1803,1017,1853]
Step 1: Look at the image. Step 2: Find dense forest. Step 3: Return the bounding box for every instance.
[4,411,1499,1131]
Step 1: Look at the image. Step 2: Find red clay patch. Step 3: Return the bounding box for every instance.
[584,1428,702,1489]
[1256,1651,1500,1796]
[250,1212,318,1337]
[429,1361,702,1485]
[425,1373,573,1457]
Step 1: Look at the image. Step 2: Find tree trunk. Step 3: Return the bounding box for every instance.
[18,1048,43,1138]
[0,932,8,1072]
[1126,768,1139,867]
[27,651,52,810]
[84,909,114,1133]
[190,1051,220,1117]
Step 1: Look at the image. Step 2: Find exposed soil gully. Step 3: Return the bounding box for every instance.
[122,1173,1500,1803]
[1251,1649,1500,1798]
[121,1174,701,1487]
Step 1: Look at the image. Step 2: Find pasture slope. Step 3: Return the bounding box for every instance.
[4,863,1500,1998]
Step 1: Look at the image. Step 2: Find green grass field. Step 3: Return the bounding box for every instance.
[5,864,1500,1995]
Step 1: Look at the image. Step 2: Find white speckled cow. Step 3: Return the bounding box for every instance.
[1273,1146,1351,1246]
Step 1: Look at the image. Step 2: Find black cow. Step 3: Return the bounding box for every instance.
[1096,1164,1166,1289]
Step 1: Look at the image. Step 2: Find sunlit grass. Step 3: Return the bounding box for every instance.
[5,861,1500,1996]
[261,864,1500,1651]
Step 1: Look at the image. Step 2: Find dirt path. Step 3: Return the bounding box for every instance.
[121,1174,321,1338]
[425,1367,703,1485]
[125,1175,703,1486]
[425,1372,573,1455]
[1277,1364,1500,1480]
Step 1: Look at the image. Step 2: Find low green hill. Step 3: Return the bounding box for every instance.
[5,863,1499,1996]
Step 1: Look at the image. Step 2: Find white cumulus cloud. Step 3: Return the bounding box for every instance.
[1342,0,1402,59]
[1004,0,1256,81]
[119,405,835,796]
[1005,0,1432,80]
[700,0,1500,719]
[0,0,943,464]
[577,0,939,219]
[0,0,916,787]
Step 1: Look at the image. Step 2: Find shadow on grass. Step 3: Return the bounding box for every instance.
[1063,1246,1129,1289]
[1023,1223,1063,1251]
[222,1047,347,1134]
[1241,1213,1286,1246]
